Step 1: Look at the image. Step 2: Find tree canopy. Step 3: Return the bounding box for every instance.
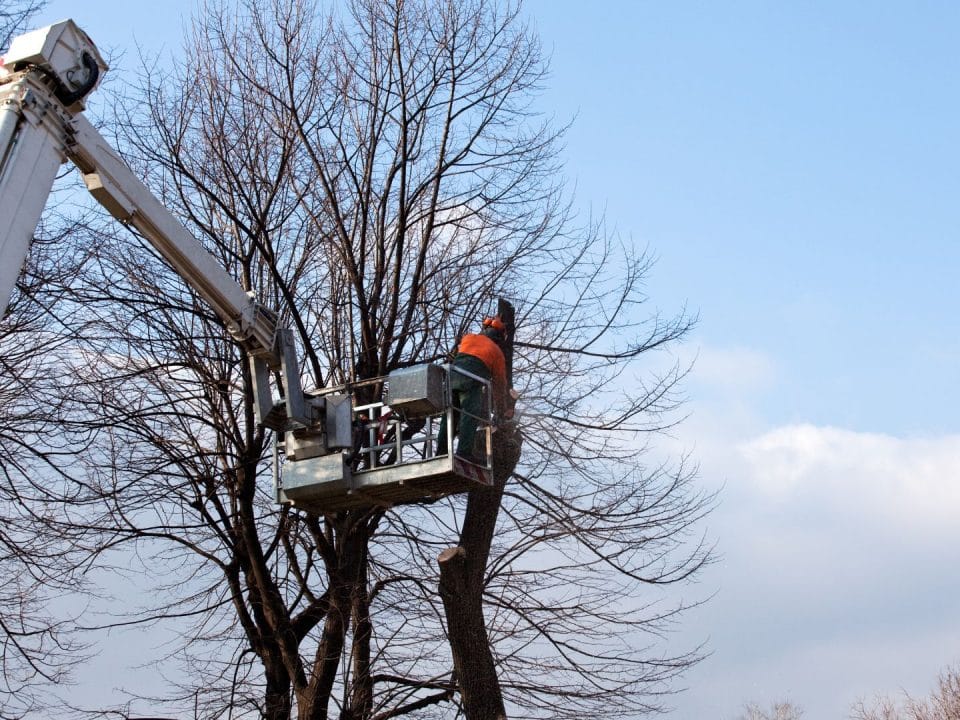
[0,1,712,717]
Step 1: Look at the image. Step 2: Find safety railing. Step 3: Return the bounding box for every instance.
[276,363,496,511]
[351,364,493,473]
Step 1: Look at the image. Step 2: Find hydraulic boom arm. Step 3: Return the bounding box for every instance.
[0,19,307,427]
[0,20,495,511]
[67,114,279,360]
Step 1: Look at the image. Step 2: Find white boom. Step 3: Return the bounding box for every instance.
[0,19,310,428]
[0,20,495,510]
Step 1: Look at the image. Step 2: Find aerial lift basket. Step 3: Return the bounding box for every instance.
[277,364,494,511]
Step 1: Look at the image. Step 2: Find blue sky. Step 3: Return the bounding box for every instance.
[28,1,960,718]
[528,1,960,436]
[520,2,960,717]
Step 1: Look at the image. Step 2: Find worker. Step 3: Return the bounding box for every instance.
[437,315,511,463]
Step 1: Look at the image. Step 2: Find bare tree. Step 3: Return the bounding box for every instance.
[739,701,804,720]
[0,223,92,719]
[0,0,44,53]
[851,666,960,720]
[0,6,100,717]
[16,0,712,718]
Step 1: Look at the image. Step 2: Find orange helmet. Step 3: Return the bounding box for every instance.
[482,315,506,332]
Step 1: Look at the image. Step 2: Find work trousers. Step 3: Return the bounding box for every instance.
[436,355,490,461]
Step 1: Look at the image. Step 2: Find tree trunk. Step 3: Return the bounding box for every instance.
[438,300,520,720]
[264,666,293,720]
[298,521,372,720]
[297,577,350,720]
[345,555,374,720]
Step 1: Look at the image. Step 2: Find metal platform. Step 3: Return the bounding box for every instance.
[279,451,493,512]
[276,364,495,512]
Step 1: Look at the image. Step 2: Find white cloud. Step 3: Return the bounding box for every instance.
[738,424,960,535]
[669,419,960,719]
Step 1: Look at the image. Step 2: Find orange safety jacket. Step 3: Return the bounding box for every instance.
[456,333,508,413]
